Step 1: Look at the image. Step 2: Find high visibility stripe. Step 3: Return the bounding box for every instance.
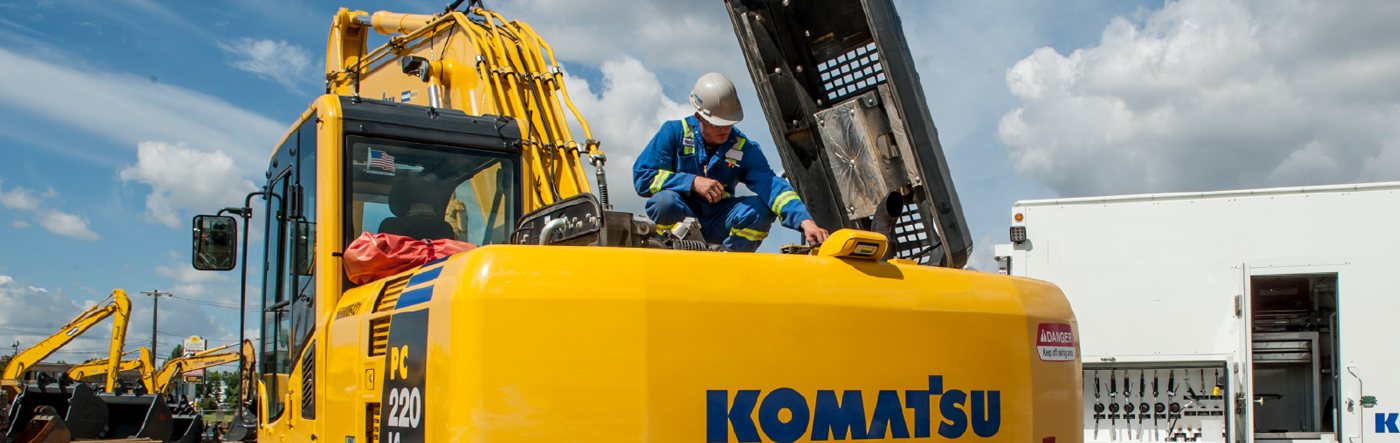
[650,170,673,194]
[733,137,746,151]
[657,223,677,231]
[771,190,800,214]
[730,228,769,241]
[723,191,733,200]
[682,120,696,155]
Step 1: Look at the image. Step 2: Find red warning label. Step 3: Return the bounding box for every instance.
[1036,323,1076,361]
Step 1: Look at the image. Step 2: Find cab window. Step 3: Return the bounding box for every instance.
[345,136,519,248]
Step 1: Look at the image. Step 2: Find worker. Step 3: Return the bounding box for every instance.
[633,72,829,252]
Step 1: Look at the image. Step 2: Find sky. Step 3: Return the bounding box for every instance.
[2,0,1400,364]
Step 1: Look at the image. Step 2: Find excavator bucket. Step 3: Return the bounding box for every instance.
[9,405,71,443]
[97,393,173,439]
[6,380,81,438]
[51,383,104,438]
[171,414,204,443]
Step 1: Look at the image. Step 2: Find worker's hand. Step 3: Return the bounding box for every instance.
[691,176,725,203]
[800,219,830,245]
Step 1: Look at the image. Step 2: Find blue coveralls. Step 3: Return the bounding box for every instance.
[632,115,814,252]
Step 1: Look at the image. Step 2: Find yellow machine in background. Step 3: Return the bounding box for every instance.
[66,341,253,395]
[2,290,130,396]
[65,347,153,391]
[187,2,1082,443]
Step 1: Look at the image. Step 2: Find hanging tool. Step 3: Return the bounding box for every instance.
[1138,371,1147,435]
[1123,371,1132,434]
[1213,368,1222,397]
[1109,370,1118,435]
[1152,370,1161,431]
[1093,371,1104,439]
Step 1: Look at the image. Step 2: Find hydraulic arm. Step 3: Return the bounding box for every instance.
[2,289,130,396]
[63,347,155,392]
[325,6,603,212]
[150,340,252,394]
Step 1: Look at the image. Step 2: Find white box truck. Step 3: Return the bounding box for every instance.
[995,182,1400,443]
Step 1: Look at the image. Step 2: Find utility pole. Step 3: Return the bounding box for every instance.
[141,290,171,367]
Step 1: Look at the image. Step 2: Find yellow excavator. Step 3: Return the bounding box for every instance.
[65,341,254,395]
[63,347,152,391]
[181,1,1079,443]
[1,290,130,398]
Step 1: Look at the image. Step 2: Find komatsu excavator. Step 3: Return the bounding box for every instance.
[185,1,1081,443]
[1,290,130,398]
[66,340,254,395]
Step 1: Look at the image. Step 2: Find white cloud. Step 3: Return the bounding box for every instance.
[998,0,1400,197]
[0,275,85,341]
[119,142,257,229]
[0,180,99,240]
[36,210,99,241]
[564,57,692,214]
[0,46,283,176]
[155,265,228,285]
[0,184,43,211]
[217,38,312,91]
[496,0,738,74]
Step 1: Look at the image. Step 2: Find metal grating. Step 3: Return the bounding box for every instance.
[891,203,938,264]
[367,403,381,443]
[817,42,886,102]
[300,341,316,419]
[368,274,411,357]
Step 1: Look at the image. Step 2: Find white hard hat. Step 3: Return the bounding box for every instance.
[690,72,744,126]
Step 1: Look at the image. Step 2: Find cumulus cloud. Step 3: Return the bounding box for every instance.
[496,0,739,74]
[0,46,283,175]
[119,142,258,229]
[0,180,99,240]
[217,38,312,91]
[563,57,691,213]
[998,0,1400,197]
[0,275,95,355]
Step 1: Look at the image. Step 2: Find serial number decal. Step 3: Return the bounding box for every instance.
[380,309,428,443]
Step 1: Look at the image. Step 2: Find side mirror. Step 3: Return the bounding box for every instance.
[193,215,238,271]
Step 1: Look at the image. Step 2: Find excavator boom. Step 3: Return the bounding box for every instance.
[2,290,130,396]
[325,7,602,212]
[63,347,154,393]
[151,341,251,393]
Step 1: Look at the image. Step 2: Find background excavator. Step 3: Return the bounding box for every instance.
[1,290,130,398]
[175,1,1080,443]
[66,340,254,396]
[3,297,238,442]
[63,348,153,392]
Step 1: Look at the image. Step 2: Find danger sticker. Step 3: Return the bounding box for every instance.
[1036,323,1076,361]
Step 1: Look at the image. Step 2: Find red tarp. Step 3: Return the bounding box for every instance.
[343,232,476,284]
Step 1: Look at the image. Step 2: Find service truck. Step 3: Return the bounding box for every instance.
[996,181,1400,442]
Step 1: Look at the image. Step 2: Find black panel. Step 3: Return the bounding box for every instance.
[722,0,972,268]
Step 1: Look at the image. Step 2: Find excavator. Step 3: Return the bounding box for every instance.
[66,340,254,395]
[167,1,1078,443]
[63,348,153,392]
[1,290,130,398]
[4,310,248,442]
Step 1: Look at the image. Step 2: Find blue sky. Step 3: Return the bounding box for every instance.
[3,0,1400,363]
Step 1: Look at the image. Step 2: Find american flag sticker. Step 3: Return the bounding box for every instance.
[367,148,395,176]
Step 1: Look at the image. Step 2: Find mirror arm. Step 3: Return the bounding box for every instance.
[233,189,266,414]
